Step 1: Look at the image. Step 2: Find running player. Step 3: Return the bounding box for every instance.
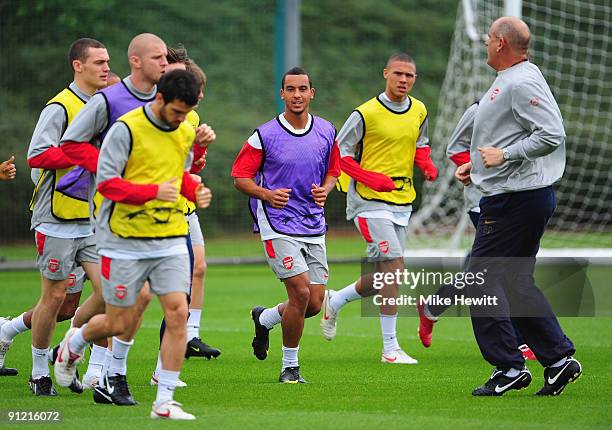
[151,51,218,387]
[59,33,170,403]
[0,67,120,381]
[22,38,109,396]
[321,53,438,364]
[54,69,208,419]
[180,60,221,361]
[455,17,579,396]
[232,67,340,383]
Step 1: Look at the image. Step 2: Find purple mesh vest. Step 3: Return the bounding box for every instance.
[57,80,155,197]
[99,80,155,140]
[249,115,336,236]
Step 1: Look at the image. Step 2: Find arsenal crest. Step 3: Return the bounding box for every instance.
[282,256,294,270]
[48,258,60,273]
[68,273,76,287]
[378,241,390,254]
[115,285,127,300]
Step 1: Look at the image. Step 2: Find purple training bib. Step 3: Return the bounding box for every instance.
[249,115,336,236]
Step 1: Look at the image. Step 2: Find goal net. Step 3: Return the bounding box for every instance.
[408,0,612,254]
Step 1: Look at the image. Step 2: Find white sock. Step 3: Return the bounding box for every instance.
[1,313,29,342]
[84,344,106,378]
[108,337,133,376]
[31,346,49,379]
[186,309,202,340]
[67,326,88,354]
[550,356,568,368]
[380,313,400,354]
[282,345,299,369]
[154,351,162,377]
[504,368,521,377]
[259,305,282,329]
[100,347,112,384]
[329,282,361,312]
[155,368,179,407]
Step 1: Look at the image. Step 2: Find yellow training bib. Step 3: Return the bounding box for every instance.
[352,95,427,205]
[30,88,89,220]
[108,107,195,239]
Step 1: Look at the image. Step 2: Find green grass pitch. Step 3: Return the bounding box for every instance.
[0,265,610,429]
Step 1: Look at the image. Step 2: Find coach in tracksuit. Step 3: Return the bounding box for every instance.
[455,16,582,396]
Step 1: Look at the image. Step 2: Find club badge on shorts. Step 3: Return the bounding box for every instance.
[282,256,294,270]
[378,241,389,254]
[68,273,76,287]
[115,285,127,300]
[48,258,60,273]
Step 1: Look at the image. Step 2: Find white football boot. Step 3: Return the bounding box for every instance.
[53,327,84,387]
[320,290,338,340]
[150,400,195,420]
[381,349,418,364]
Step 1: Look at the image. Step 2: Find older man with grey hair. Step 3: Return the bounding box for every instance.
[455,16,582,397]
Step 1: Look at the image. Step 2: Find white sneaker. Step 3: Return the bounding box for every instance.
[150,400,195,420]
[82,373,99,390]
[150,373,187,388]
[381,349,418,364]
[0,317,12,368]
[53,327,84,387]
[320,290,338,340]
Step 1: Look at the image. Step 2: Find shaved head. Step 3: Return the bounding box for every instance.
[128,33,166,58]
[127,33,168,89]
[492,16,531,55]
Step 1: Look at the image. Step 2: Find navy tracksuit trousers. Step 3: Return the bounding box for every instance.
[467,186,575,370]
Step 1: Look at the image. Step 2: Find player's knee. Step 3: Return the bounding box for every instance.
[108,315,129,336]
[165,303,189,327]
[44,289,67,309]
[289,285,310,309]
